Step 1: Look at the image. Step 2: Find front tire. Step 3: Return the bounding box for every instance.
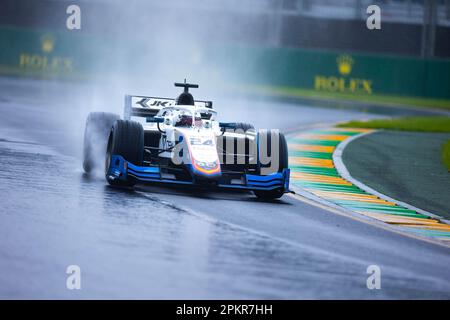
[253,130,288,200]
[105,120,144,186]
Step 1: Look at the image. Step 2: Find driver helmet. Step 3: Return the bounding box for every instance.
[175,113,202,127]
[176,114,193,127]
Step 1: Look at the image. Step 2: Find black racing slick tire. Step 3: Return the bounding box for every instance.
[83,112,120,173]
[105,120,144,187]
[253,130,288,200]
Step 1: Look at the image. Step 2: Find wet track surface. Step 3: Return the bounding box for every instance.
[0,77,449,299]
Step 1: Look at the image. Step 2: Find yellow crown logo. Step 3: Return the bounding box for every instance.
[337,55,354,76]
[41,35,55,53]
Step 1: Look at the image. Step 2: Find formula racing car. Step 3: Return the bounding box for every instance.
[82,81,290,199]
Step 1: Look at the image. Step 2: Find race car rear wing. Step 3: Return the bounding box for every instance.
[124,95,213,120]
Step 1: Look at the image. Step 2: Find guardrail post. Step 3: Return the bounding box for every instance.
[421,0,437,58]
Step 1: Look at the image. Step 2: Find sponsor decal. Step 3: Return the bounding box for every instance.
[314,54,373,95]
[133,97,212,109]
[41,35,54,53]
[19,34,73,73]
[136,98,174,108]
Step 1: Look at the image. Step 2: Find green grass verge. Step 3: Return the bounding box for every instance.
[337,116,450,133]
[443,140,450,171]
[243,85,450,111]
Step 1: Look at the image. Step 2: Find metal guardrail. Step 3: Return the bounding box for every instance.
[127,0,450,26]
[51,0,450,26]
[30,0,450,57]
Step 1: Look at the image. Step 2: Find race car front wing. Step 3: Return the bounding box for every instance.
[107,155,290,192]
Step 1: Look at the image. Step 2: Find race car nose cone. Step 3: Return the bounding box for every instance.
[192,160,221,178]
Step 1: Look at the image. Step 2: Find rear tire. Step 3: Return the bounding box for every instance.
[83,112,120,173]
[105,120,144,186]
[253,130,288,200]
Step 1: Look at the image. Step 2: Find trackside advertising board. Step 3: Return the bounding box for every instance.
[0,26,449,100]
